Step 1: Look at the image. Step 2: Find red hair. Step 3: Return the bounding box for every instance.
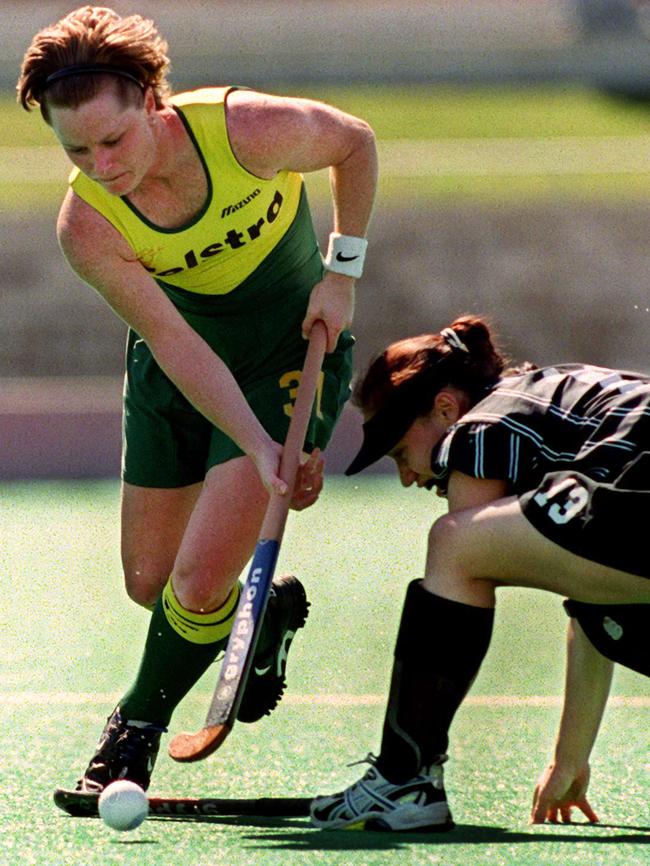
[17,6,171,121]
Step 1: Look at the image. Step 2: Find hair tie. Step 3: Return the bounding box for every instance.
[43,64,144,91]
[440,327,469,354]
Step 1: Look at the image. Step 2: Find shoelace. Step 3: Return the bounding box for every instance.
[346,752,379,771]
[345,752,449,777]
[100,721,167,766]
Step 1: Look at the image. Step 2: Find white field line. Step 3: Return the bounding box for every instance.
[0,692,648,707]
[4,136,650,183]
[379,136,650,177]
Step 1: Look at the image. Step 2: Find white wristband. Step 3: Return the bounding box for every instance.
[323,232,368,279]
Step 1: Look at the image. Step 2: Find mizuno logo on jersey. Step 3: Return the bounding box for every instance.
[221,187,262,218]
[140,190,284,278]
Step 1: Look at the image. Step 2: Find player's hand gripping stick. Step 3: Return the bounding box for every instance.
[168,320,328,762]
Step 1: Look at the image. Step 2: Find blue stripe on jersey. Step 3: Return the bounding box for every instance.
[509,432,520,483]
[474,425,485,477]
[457,410,639,463]
[495,383,650,429]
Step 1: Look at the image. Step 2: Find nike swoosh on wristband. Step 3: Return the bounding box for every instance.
[335,252,359,262]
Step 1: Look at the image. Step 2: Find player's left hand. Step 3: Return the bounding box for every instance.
[290,448,324,511]
[302,272,354,352]
[530,761,599,825]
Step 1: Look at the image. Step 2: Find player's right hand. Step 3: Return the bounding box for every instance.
[530,761,599,825]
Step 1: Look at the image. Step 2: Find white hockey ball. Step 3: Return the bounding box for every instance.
[98,780,149,831]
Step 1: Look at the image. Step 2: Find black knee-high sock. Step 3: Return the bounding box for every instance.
[375,580,494,783]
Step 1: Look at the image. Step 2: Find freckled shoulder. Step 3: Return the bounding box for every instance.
[224,90,309,177]
[57,188,130,258]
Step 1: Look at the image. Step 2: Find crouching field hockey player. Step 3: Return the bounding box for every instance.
[309,314,650,832]
[18,6,376,793]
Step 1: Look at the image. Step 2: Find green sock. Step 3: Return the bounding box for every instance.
[120,580,240,726]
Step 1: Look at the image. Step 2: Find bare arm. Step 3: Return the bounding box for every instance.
[531,618,614,824]
[57,191,286,494]
[446,471,510,512]
[226,90,378,350]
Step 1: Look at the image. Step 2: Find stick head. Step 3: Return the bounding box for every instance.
[168,723,231,763]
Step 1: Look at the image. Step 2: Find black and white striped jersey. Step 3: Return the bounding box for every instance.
[431,364,650,494]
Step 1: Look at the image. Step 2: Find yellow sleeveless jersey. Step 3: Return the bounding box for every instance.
[69,87,304,295]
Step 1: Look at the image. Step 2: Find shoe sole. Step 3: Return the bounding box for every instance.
[312,814,455,833]
[364,815,455,833]
[275,574,310,642]
[311,801,454,832]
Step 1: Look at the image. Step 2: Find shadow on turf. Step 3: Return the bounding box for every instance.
[109,840,158,847]
[147,816,649,849]
[242,825,650,851]
[596,824,650,833]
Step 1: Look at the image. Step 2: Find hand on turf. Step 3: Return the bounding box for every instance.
[302,272,354,352]
[530,761,599,825]
[290,448,324,511]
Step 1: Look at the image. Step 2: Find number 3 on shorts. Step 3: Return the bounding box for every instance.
[532,477,590,525]
[279,370,325,420]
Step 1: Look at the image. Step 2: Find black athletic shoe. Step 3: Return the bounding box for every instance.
[76,706,166,793]
[237,574,310,723]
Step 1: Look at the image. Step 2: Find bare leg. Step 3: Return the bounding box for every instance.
[423,496,650,605]
[120,457,270,612]
[120,481,201,608]
[171,455,270,611]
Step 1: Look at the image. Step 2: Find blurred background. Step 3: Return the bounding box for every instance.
[3,0,650,477]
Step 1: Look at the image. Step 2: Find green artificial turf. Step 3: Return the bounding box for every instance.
[0,478,647,866]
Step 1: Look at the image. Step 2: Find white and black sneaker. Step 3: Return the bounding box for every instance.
[76,706,166,793]
[236,574,309,723]
[310,755,454,832]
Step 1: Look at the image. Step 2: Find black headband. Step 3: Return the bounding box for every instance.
[345,361,450,476]
[344,390,419,476]
[43,64,144,91]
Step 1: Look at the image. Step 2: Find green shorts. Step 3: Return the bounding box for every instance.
[122,195,354,488]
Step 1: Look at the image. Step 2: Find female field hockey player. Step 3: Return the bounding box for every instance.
[307,314,650,831]
[17,5,376,792]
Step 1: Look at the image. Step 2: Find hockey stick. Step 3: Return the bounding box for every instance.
[168,320,328,763]
[53,787,310,818]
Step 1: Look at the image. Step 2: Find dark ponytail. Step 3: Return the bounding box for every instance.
[354,314,509,417]
[442,314,507,399]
